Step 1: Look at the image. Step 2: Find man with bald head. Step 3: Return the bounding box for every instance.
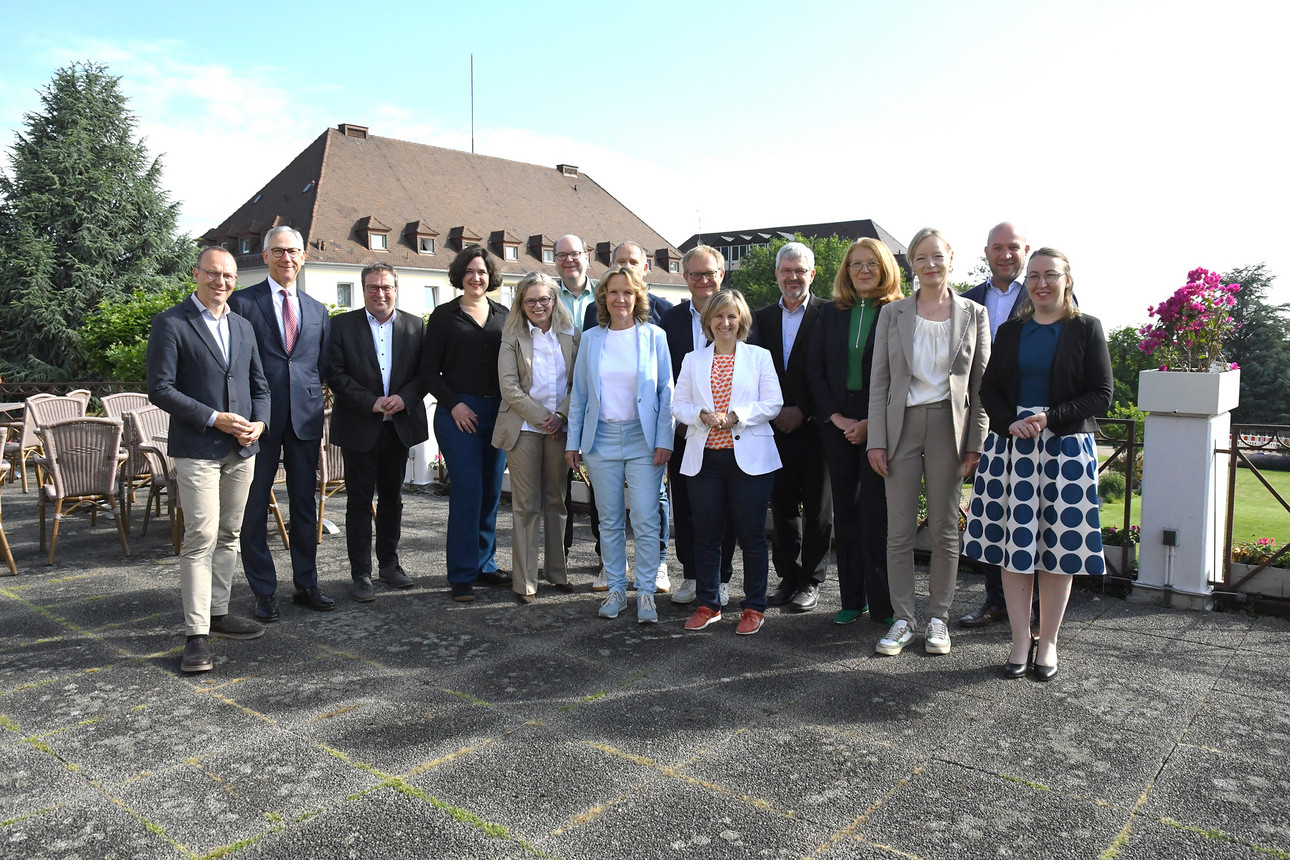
[958,221,1030,628]
[581,241,673,329]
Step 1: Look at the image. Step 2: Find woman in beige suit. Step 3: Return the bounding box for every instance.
[867,228,990,657]
[494,272,580,603]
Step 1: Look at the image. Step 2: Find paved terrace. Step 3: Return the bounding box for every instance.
[1,486,1287,860]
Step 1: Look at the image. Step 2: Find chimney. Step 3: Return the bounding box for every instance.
[338,123,370,139]
[557,164,579,177]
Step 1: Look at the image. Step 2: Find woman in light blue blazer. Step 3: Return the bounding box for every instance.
[672,289,783,636]
[565,265,674,623]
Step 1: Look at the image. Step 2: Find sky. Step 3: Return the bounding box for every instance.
[2,0,1286,333]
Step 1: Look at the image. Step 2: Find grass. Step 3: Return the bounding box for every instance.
[1100,465,1290,543]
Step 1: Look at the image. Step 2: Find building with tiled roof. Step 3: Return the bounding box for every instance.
[678,219,910,276]
[204,124,689,314]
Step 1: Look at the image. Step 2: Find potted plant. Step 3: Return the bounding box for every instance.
[1136,268,1241,415]
[1102,525,1140,575]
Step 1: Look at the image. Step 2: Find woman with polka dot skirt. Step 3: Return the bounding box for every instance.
[962,248,1113,681]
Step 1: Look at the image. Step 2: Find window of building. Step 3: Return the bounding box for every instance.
[504,245,519,261]
[418,236,435,254]
[669,261,680,274]
[370,233,388,251]
[337,283,353,308]
[240,237,254,254]
[424,286,437,310]
[542,248,554,264]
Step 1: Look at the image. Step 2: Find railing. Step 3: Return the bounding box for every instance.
[1221,424,1290,592]
[0,381,145,411]
[1094,417,1139,582]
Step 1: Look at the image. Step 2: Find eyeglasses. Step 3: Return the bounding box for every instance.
[848,260,880,273]
[778,268,811,278]
[197,266,237,282]
[554,251,584,261]
[686,271,719,281]
[364,283,396,294]
[1024,270,1067,285]
[523,297,553,308]
[269,247,304,259]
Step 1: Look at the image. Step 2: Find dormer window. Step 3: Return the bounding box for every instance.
[419,236,435,254]
[370,233,387,251]
[669,261,680,274]
[358,215,391,252]
[542,248,554,264]
[504,245,519,261]
[240,237,256,254]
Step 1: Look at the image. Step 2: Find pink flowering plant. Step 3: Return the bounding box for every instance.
[1138,268,1241,372]
[1231,538,1286,569]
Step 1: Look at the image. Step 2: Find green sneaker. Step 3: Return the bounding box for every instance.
[834,609,861,625]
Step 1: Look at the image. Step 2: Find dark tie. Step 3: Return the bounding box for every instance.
[281,289,298,353]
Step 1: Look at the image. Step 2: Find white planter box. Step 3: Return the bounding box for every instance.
[1228,562,1290,599]
[1138,368,1240,417]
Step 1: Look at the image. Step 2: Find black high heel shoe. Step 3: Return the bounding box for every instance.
[1032,640,1057,681]
[1002,637,1038,679]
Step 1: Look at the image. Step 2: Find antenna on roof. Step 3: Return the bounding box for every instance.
[470,54,475,155]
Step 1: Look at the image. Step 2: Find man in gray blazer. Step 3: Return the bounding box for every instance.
[147,246,270,673]
[325,262,429,602]
[228,225,333,620]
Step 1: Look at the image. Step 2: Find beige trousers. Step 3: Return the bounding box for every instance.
[508,431,569,595]
[884,402,961,627]
[175,452,255,635]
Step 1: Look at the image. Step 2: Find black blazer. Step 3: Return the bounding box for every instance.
[961,280,1025,324]
[325,308,430,452]
[227,279,330,441]
[980,313,1113,437]
[753,295,828,427]
[807,300,885,425]
[146,297,271,460]
[660,299,701,382]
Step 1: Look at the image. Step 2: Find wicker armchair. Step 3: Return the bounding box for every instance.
[3,393,54,493]
[36,417,129,565]
[127,407,179,549]
[0,461,16,575]
[101,392,152,420]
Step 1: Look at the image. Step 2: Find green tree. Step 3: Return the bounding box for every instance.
[0,61,193,380]
[78,280,192,382]
[1224,263,1290,425]
[726,234,853,310]
[1106,324,1156,409]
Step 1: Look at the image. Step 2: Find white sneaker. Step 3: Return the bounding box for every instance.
[719,582,730,607]
[655,563,671,594]
[598,589,628,619]
[637,592,658,624]
[925,617,951,654]
[592,570,609,592]
[876,620,914,656]
[670,578,697,604]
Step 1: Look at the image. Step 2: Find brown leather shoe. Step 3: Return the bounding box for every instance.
[958,603,1007,627]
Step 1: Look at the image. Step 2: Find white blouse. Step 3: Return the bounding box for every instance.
[522,321,568,433]
[906,315,952,407]
[598,327,639,422]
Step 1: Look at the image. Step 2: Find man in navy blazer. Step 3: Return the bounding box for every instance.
[958,222,1030,628]
[659,245,735,605]
[147,247,270,673]
[580,242,674,330]
[227,225,334,620]
[751,243,832,612]
[325,262,429,602]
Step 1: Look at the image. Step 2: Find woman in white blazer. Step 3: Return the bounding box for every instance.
[565,265,674,624]
[672,290,783,636]
[867,228,990,658]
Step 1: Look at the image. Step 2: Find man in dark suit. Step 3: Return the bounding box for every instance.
[959,221,1029,628]
[227,225,334,620]
[147,246,271,673]
[325,262,429,602]
[660,245,735,606]
[580,241,674,330]
[752,242,832,612]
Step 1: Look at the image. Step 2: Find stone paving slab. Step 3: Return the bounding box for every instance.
[1,486,1288,859]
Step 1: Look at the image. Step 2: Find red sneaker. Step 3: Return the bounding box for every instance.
[735,609,764,636]
[684,606,721,631]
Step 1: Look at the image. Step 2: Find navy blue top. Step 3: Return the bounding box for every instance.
[1016,320,1064,407]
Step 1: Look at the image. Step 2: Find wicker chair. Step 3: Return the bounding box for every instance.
[0,461,16,575]
[125,407,173,545]
[3,393,54,493]
[317,412,346,541]
[101,392,152,420]
[36,417,129,565]
[66,389,92,411]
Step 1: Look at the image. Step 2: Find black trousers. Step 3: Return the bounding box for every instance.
[241,420,320,596]
[818,393,892,619]
[768,422,833,588]
[564,468,601,557]
[341,422,409,578]
[667,431,735,581]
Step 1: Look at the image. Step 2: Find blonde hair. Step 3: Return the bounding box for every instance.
[594,265,650,327]
[700,289,753,342]
[832,238,902,310]
[1016,247,1081,321]
[503,271,571,337]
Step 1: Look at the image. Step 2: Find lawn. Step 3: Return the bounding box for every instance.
[1099,464,1290,544]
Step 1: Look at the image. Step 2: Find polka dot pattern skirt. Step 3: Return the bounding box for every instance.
[962,407,1105,576]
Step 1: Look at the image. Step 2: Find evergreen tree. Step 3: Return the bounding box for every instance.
[1224,264,1290,425]
[0,61,193,380]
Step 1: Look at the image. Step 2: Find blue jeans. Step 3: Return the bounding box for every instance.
[584,420,664,595]
[688,448,774,613]
[434,394,506,585]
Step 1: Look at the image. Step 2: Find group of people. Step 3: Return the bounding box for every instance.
[146,220,1113,683]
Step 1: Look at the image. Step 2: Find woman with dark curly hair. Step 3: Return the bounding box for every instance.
[424,245,510,602]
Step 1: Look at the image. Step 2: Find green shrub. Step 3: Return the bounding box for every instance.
[1099,471,1127,503]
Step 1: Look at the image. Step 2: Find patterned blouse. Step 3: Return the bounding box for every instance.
[705,353,736,450]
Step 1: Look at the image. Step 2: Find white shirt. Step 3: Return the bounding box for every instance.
[689,301,706,351]
[906,315,952,407]
[984,280,1023,341]
[366,310,395,398]
[191,293,230,428]
[269,275,301,346]
[522,321,568,433]
[598,327,639,422]
[779,297,807,362]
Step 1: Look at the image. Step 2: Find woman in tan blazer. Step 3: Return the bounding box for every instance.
[494,272,580,603]
[867,228,990,658]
